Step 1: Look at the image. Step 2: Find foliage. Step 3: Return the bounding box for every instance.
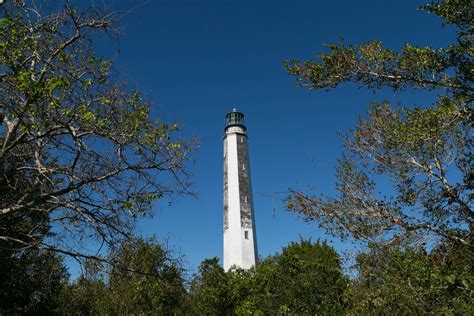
[106,237,186,315]
[347,242,474,315]
[189,240,347,315]
[0,1,192,263]
[59,237,186,315]
[284,0,472,96]
[0,135,51,254]
[0,137,68,314]
[189,257,237,315]
[269,239,347,315]
[285,0,473,248]
[284,0,473,313]
[60,276,109,315]
[0,247,68,314]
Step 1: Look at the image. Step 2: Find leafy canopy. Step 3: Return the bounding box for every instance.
[285,0,473,248]
[189,239,348,315]
[0,1,192,263]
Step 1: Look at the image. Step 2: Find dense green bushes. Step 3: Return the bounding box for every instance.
[1,237,472,315]
[189,240,347,315]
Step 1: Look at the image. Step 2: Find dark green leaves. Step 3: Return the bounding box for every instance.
[348,242,474,315]
[189,240,348,315]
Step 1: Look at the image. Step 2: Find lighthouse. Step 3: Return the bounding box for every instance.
[223,109,258,271]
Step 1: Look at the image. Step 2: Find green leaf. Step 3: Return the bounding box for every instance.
[446,274,456,285]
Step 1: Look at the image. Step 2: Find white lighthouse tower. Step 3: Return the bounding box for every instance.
[223,109,258,271]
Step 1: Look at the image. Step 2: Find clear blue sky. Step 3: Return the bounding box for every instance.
[90,0,455,274]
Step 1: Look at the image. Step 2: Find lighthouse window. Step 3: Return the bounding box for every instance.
[244,231,249,239]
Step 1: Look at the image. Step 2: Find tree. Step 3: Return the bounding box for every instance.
[242,240,347,315]
[60,277,108,315]
[58,261,109,315]
[0,248,68,314]
[60,237,187,315]
[0,135,51,254]
[189,240,347,315]
[0,1,192,262]
[189,257,237,315]
[106,237,186,315]
[285,0,472,248]
[347,242,474,315]
[0,135,68,314]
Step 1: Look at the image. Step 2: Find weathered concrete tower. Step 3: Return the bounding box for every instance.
[223,109,258,271]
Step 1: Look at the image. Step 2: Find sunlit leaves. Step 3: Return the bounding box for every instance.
[284,0,473,96]
[284,0,473,248]
[0,2,192,266]
[284,40,463,93]
[423,0,473,31]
